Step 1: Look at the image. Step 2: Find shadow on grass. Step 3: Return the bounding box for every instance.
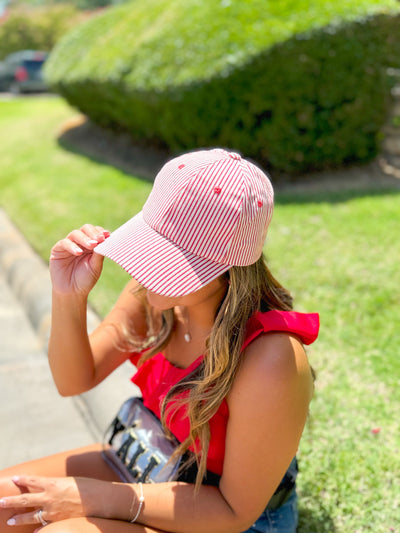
[273,154,400,205]
[298,509,336,533]
[57,115,171,183]
[298,496,336,532]
[275,180,400,205]
[57,116,400,204]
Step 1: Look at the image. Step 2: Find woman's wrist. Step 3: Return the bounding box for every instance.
[51,290,89,319]
[129,482,144,523]
[52,287,90,301]
[91,481,142,522]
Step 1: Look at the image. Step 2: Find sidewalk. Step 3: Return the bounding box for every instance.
[0,209,136,469]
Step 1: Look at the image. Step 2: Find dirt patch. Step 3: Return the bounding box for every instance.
[57,114,400,194]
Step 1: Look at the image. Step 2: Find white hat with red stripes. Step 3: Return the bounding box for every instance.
[94,148,274,296]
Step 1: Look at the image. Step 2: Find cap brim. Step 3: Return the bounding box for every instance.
[94,212,230,297]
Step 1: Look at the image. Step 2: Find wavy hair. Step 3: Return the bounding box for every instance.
[121,254,293,490]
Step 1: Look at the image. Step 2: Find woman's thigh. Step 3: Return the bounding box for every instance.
[42,517,166,533]
[0,443,120,481]
[0,443,121,533]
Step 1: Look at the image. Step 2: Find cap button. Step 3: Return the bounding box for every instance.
[228,152,241,161]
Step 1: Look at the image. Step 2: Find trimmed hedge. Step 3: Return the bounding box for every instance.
[45,0,400,173]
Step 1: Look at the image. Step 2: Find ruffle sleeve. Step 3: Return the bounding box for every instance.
[243,310,319,350]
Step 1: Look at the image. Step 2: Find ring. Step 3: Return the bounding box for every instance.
[37,509,48,526]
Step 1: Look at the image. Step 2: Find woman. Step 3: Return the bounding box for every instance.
[0,148,319,532]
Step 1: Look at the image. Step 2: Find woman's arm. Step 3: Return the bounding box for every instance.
[48,224,146,396]
[219,332,314,525]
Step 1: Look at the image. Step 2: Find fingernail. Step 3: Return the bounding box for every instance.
[88,239,98,245]
[11,476,20,482]
[103,230,110,237]
[0,498,6,506]
[7,518,16,525]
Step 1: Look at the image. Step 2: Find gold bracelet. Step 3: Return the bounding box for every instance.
[130,482,145,523]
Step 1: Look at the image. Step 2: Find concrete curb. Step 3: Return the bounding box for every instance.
[0,209,136,441]
[0,209,100,351]
[0,212,53,351]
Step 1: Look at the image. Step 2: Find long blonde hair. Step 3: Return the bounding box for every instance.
[122,254,292,490]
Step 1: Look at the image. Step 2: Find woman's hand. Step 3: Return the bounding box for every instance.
[0,475,103,527]
[49,224,110,296]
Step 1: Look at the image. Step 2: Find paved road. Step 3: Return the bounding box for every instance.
[0,209,135,470]
[0,270,96,467]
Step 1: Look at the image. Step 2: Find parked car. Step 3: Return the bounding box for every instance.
[0,50,48,93]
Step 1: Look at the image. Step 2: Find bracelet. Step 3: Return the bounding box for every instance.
[130,482,145,523]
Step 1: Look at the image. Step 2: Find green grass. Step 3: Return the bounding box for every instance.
[0,95,150,311]
[267,194,400,531]
[1,96,399,532]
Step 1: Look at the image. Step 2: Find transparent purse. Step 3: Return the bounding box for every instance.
[102,397,182,483]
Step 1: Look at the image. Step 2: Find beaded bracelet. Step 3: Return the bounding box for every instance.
[130,482,145,523]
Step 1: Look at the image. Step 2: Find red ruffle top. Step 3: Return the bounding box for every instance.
[129,310,319,475]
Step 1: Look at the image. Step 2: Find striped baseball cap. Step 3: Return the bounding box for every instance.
[94,148,274,296]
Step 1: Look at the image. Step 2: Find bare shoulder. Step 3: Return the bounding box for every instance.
[91,278,149,348]
[101,279,148,332]
[108,278,145,311]
[227,331,314,412]
[244,331,311,379]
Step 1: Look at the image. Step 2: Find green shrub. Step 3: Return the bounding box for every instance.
[0,4,81,59]
[45,0,400,173]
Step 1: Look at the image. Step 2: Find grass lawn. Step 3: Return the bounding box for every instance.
[1,96,399,532]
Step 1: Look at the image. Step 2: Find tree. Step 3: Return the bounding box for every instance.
[0,4,89,59]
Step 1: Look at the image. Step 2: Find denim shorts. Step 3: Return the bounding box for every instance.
[242,489,298,533]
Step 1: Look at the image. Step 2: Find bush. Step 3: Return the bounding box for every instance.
[45,0,400,173]
[0,4,82,60]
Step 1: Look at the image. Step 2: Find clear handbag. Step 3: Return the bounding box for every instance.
[102,397,182,483]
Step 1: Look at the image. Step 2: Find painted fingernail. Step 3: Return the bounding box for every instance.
[7,518,16,525]
[103,230,110,237]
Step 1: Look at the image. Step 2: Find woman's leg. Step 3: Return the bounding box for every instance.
[41,517,166,532]
[0,443,120,533]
